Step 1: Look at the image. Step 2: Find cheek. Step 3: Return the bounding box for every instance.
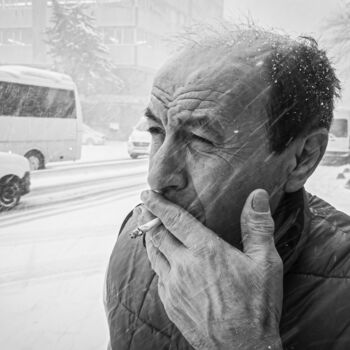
[149,136,163,156]
[187,153,243,207]
[190,152,271,219]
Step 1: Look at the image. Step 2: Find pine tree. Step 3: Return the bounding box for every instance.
[323,2,350,77]
[46,0,124,96]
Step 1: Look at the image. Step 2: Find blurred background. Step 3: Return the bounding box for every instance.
[0,0,349,138]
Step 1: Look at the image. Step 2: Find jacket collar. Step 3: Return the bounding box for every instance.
[273,188,311,274]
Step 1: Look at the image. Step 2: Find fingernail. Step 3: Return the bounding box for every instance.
[153,189,163,194]
[252,190,270,213]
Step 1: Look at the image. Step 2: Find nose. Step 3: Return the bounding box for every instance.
[147,137,187,193]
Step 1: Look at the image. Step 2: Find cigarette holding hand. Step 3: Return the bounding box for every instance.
[130,218,161,239]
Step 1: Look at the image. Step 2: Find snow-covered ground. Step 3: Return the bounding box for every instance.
[0,143,147,350]
[45,141,133,170]
[306,164,350,215]
[80,141,130,162]
[0,143,348,350]
[0,192,141,350]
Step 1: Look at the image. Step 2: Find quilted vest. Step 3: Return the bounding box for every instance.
[105,189,350,349]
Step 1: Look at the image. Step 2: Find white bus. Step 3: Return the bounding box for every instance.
[325,107,350,162]
[0,65,83,170]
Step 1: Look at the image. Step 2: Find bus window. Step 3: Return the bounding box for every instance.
[0,81,22,116]
[0,81,76,119]
[20,85,48,117]
[330,119,348,138]
[46,88,76,119]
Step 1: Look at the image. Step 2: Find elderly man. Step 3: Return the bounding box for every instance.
[104,27,350,349]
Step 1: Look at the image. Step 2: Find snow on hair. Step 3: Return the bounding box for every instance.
[170,22,341,152]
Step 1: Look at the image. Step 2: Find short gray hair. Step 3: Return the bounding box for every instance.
[173,23,341,152]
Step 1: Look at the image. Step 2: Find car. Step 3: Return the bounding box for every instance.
[82,124,106,145]
[0,152,31,211]
[127,117,151,159]
[323,107,350,165]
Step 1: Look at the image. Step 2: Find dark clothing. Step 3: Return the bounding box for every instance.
[104,189,350,349]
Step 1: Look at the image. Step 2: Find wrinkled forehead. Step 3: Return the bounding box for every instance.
[151,46,270,126]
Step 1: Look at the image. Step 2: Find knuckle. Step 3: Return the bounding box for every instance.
[145,230,152,245]
[135,205,154,225]
[249,211,274,225]
[166,208,182,231]
[151,249,161,270]
[251,215,275,231]
[149,200,157,212]
[167,279,181,303]
[150,229,165,248]
[144,199,156,213]
[146,244,159,269]
[174,258,187,277]
[192,238,216,259]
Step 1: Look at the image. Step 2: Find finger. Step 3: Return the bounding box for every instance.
[141,190,212,248]
[146,225,184,263]
[146,235,171,281]
[157,278,166,305]
[134,206,143,226]
[240,189,276,260]
[136,205,156,226]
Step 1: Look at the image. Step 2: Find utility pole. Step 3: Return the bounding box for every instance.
[32,0,47,66]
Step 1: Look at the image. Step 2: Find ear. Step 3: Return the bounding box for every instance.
[285,128,328,193]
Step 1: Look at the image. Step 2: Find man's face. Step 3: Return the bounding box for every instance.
[146,47,291,246]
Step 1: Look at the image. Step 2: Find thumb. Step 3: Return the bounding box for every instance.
[240,189,276,259]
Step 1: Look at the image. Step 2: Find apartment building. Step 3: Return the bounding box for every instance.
[0,0,224,70]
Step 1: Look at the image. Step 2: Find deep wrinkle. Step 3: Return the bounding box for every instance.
[151,80,272,149]
[150,91,227,144]
[145,104,256,166]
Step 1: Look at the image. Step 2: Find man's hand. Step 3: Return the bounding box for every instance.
[141,189,283,350]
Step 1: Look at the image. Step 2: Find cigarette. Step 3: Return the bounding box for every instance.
[130,218,161,239]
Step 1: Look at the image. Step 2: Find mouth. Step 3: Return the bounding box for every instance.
[155,189,206,224]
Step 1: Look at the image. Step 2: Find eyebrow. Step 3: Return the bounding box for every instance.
[145,107,224,142]
[144,107,161,124]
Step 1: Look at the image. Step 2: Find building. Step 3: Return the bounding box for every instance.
[0,0,223,139]
[0,0,224,70]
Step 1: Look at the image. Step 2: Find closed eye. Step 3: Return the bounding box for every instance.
[191,133,213,145]
[147,126,164,135]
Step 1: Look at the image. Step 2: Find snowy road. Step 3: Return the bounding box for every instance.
[0,158,148,225]
[0,158,149,282]
[0,194,142,350]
